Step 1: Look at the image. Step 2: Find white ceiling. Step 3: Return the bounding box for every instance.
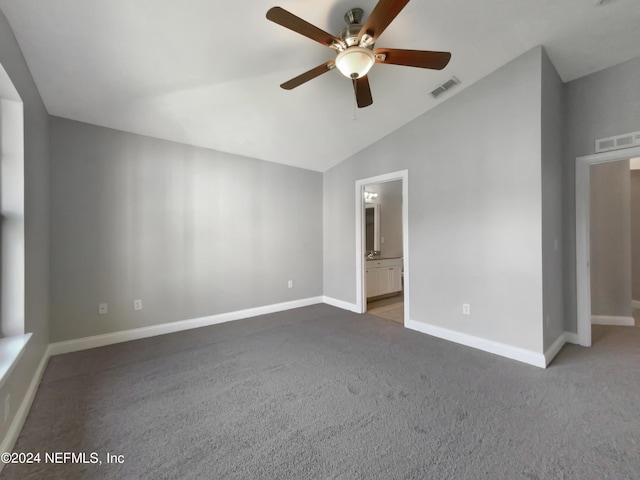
[1,0,640,172]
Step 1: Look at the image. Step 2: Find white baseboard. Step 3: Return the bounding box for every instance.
[50,296,324,356]
[405,319,546,368]
[322,296,360,313]
[0,345,52,467]
[544,333,567,366]
[631,300,640,310]
[591,315,635,326]
[564,332,580,344]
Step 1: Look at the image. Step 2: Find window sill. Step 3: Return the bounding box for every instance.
[0,333,32,390]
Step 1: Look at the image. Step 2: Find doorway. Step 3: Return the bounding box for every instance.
[575,145,640,346]
[355,170,409,325]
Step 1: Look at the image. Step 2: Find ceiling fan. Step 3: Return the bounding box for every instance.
[266,0,451,108]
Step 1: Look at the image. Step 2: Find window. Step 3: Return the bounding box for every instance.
[0,61,29,388]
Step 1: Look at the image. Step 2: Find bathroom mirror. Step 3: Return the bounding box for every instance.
[365,204,380,253]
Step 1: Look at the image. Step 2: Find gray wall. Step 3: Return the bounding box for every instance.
[632,170,640,302]
[0,8,50,442]
[563,56,640,332]
[541,49,565,350]
[366,181,403,258]
[324,47,546,352]
[589,160,632,317]
[50,118,323,342]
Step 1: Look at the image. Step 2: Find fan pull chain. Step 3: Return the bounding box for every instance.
[353,95,358,120]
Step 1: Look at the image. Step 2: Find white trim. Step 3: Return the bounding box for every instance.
[405,319,546,368]
[578,146,640,164]
[0,333,31,390]
[575,145,640,348]
[322,296,359,313]
[544,333,568,366]
[575,157,592,347]
[0,344,51,465]
[355,170,409,325]
[631,300,640,309]
[564,332,580,344]
[591,315,635,326]
[401,175,410,325]
[49,297,323,356]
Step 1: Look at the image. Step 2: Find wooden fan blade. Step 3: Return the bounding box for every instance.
[280,61,335,90]
[267,7,343,48]
[353,76,373,108]
[358,0,410,43]
[374,48,451,70]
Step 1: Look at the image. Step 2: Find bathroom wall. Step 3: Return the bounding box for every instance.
[589,160,632,318]
[367,180,403,258]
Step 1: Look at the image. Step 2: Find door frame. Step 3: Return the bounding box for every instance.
[355,170,409,323]
[575,145,640,346]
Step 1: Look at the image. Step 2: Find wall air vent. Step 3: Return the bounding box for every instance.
[430,76,460,99]
[595,131,640,153]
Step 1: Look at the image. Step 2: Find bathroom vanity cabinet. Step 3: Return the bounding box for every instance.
[366,257,402,298]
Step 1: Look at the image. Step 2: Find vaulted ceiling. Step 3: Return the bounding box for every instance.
[1,0,640,171]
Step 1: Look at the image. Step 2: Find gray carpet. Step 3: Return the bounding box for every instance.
[2,304,639,479]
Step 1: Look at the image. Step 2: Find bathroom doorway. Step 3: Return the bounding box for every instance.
[575,146,640,346]
[355,170,409,325]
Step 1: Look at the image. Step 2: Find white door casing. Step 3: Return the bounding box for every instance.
[355,170,409,323]
[575,145,640,347]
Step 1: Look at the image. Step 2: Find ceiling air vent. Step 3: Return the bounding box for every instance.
[595,131,640,153]
[431,76,460,99]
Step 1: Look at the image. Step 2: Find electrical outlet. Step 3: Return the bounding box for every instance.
[98,303,108,315]
[462,304,471,315]
[4,394,10,423]
[287,280,293,289]
[134,299,143,311]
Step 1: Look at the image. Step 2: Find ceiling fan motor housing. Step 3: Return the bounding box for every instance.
[339,8,372,48]
[335,8,376,79]
[344,7,364,25]
[340,24,364,46]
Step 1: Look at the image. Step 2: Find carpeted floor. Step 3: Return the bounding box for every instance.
[2,304,639,479]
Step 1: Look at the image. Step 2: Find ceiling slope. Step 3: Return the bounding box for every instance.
[1,0,639,171]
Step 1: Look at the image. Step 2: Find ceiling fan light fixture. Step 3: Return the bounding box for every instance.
[335,47,375,79]
[266,2,452,108]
